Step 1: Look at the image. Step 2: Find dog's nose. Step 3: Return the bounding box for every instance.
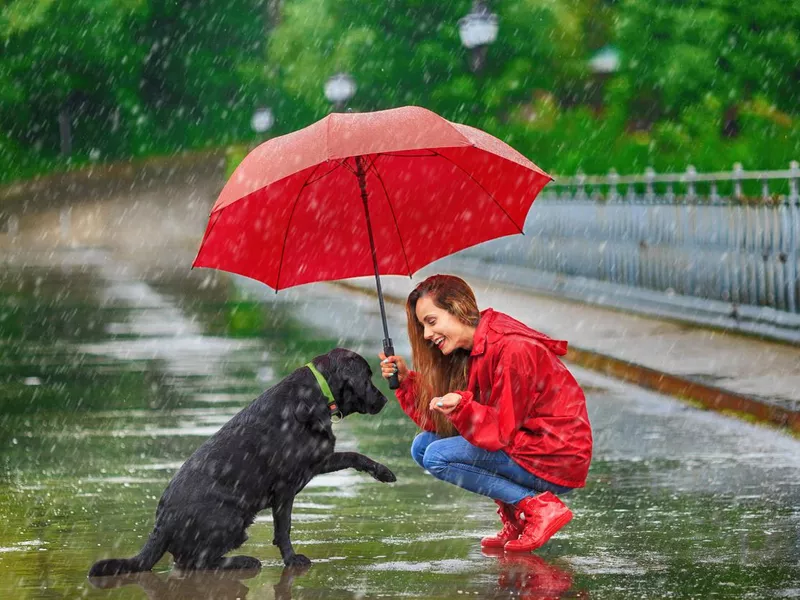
[370,390,389,414]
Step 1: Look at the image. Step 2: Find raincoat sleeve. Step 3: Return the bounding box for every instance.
[395,371,434,431]
[447,346,536,452]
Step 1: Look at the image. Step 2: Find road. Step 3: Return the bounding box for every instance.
[0,250,797,598]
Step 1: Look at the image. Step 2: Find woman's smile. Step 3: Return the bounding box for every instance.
[415,295,475,355]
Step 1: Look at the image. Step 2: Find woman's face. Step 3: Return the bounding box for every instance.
[415,294,475,355]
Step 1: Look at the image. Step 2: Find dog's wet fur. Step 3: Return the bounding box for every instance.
[89,348,395,577]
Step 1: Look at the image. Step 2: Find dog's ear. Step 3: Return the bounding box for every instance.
[314,353,334,372]
[293,401,329,434]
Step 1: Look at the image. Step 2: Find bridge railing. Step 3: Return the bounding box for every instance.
[465,162,800,315]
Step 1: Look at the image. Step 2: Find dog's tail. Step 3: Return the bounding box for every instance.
[88,528,169,577]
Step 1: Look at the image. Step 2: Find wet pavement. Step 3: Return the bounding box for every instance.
[1,251,799,599]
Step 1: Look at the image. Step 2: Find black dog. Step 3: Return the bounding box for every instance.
[89,348,395,577]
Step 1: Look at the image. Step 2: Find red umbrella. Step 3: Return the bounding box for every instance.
[193,106,551,388]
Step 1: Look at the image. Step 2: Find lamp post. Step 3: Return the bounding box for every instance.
[251,106,275,140]
[587,45,620,110]
[458,0,499,73]
[58,105,72,157]
[324,73,357,112]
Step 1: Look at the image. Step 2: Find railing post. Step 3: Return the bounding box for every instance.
[788,161,799,312]
[625,182,636,203]
[665,182,675,204]
[576,170,587,201]
[733,162,743,201]
[645,167,656,203]
[608,169,619,202]
[686,165,697,202]
[710,180,720,204]
[680,174,692,295]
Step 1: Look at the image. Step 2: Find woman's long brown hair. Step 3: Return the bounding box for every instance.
[406,275,481,436]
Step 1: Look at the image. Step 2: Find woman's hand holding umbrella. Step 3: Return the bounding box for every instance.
[379,353,410,385]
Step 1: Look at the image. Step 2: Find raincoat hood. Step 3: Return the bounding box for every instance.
[472,308,568,357]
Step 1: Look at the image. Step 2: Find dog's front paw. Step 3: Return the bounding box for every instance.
[284,553,312,568]
[371,464,397,483]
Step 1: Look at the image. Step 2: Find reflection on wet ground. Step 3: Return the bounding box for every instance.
[88,567,265,600]
[1,252,799,598]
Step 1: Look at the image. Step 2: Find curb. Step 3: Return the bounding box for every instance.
[332,281,800,435]
[565,347,799,433]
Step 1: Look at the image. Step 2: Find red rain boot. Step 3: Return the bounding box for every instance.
[481,500,522,549]
[504,492,572,553]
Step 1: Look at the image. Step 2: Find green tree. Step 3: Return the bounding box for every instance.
[268,0,593,128]
[616,0,800,135]
[137,0,272,151]
[0,0,148,160]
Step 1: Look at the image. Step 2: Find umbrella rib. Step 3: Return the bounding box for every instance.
[275,163,322,292]
[362,154,379,173]
[342,155,378,175]
[337,157,357,176]
[430,150,524,235]
[368,159,413,278]
[306,161,343,185]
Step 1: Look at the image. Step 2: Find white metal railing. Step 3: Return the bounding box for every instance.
[547,161,800,205]
[467,162,800,316]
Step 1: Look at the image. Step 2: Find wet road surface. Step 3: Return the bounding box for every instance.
[0,250,798,599]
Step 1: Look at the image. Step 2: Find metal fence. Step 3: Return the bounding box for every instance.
[467,162,800,315]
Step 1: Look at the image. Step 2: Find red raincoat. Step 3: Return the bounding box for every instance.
[396,308,592,488]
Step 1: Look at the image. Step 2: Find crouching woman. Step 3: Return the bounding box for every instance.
[380,275,592,552]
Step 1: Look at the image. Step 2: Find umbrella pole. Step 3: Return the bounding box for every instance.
[356,156,400,390]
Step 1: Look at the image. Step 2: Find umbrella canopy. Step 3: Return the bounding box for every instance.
[193,106,552,388]
[193,106,551,290]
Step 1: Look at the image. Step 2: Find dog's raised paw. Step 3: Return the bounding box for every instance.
[284,553,312,568]
[371,465,397,483]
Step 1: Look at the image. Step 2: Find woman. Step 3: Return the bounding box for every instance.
[379,275,592,552]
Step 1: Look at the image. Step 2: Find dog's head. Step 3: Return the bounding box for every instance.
[312,348,388,417]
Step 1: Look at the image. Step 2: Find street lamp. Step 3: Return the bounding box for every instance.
[587,46,620,110]
[251,107,275,136]
[324,73,357,112]
[588,46,621,75]
[458,0,499,73]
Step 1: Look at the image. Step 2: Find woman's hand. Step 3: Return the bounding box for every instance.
[429,392,462,415]
[378,352,410,385]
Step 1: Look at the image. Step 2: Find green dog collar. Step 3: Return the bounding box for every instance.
[305,362,340,418]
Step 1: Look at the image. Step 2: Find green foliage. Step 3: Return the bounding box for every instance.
[0,0,798,183]
[0,0,269,171]
[136,0,274,152]
[617,0,800,119]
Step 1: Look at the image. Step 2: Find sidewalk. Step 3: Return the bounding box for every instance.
[337,264,800,435]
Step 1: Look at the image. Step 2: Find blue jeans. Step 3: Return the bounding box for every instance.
[411,432,572,505]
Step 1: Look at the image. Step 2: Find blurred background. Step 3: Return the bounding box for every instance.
[1,0,798,182]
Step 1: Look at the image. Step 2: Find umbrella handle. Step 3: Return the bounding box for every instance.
[383,341,400,390]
